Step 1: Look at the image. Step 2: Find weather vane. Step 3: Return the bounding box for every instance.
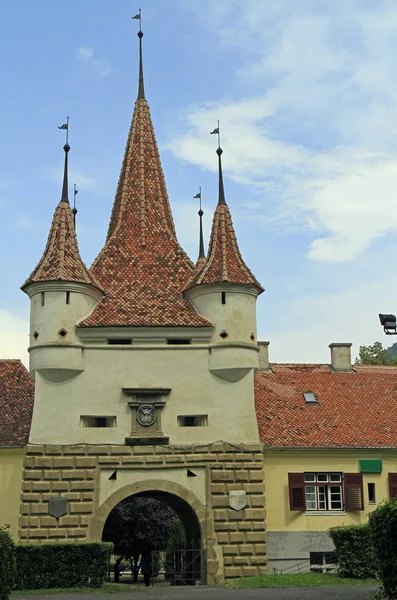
[210,120,221,148]
[58,116,69,145]
[132,8,142,30]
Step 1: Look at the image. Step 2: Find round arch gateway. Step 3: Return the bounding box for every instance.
[96,480,208,585]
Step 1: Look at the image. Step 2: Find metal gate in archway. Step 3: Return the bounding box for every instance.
[150,541,207,586]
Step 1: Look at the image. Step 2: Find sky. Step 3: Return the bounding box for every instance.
[1,0,397,366]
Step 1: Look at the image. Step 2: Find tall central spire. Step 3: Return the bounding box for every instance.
[138,30,145,99]
[80,20,211,328]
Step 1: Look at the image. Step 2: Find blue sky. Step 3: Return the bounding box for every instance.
[2,0,397,365]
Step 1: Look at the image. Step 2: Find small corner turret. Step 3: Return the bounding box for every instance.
[21,132,103,382]
[185,131,264,382]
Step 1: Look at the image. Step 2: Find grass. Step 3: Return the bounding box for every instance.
[12,583,134,596]
[227,572,379,589]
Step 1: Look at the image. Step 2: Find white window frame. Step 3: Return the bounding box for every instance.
[304,473,343,511]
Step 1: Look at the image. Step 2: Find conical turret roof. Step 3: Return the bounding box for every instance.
[187,147,263,293]
[80,32,211,328]
[22,144,101,292]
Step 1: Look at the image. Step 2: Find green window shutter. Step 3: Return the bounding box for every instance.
[359,459,382,473]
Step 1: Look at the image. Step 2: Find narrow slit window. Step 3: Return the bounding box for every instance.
[107,339,132,345]
[368,482,376,504]
[167,339,191,345]
[41,292,45,306]
[221,292,226,305]
[178,415,208,427]
[80,416,117,428]
[66,291,70,305]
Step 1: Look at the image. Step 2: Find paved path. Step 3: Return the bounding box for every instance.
[13,583,378,600]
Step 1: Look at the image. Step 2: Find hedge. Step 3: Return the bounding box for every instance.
[0,526,15,600]
[15,542,113,590]
[369,499,397,599]
[329,524,377,578]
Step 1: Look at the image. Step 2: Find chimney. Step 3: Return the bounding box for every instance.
[329,343,352,373]
[258,341,271,372]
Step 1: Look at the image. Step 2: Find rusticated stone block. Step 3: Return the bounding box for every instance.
[187,454,213,462]
[214,522,237,532]
[237,522,253,531]
[249,496,265,508]
[207,559,220,575]
[236,453,253,462]
[133,445,154,455]
[22,493,40,502]
[44,470,62,480]
[51,481,69,492]
[165,456,185,464]
[35,457,53,468]
[239,544,255,555]
[235,471,249,482]
[53,457,75,468]
[246,532,265,543]
[223,555,234,566]
[69,502,94,514]
[80,516,90,527]
[24,470,42,480]
[24,457,35,468]
[27,445,45,455]
[61,469,85,480]
[145,456,165,464]
[48,528,67,538]
[20,517,29,528]
[68,528,86,538]
[110,445,131,455]
[248,470,264,482]
[45,445,63,455]
[250,555,267,565]
[217,532,229,544]
[245,508,266,521]
[245,483,265,494]
[29,528,49,539]
[85,469,96,480]
[252,522,266,531]
[222,545,239,555]
[211,496,229,508]
[224,566,243,578]
[75,457,97,468]
[230,532,245,544]
[30,503,50,515]
[40,516,58,527]
[242,566,257,577]
[64,445,87,455]
[82,492,95,501]
[122,456,146,464]
[70,481,94,491]
[98,457,120,465]
[211,483,226,494]
[32,481,51,492]
[87,445,110,455]
[21,504,30,515]
[227,510,245,521]
[254,544,266,555]
[59,515,80,527]
[28,517,40,528]
[214,509,228,521]
[22,481,34,492]
[212,470,234,482]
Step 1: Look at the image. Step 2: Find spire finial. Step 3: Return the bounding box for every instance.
[133,9,145,99]
[194,187,205,259]
[58,117,70,203]
[211,121,226,206]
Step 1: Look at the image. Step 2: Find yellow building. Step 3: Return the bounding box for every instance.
[256,342,397,572]
[0,360,34,538]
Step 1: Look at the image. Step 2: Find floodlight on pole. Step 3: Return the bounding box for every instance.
[379,313,397,335]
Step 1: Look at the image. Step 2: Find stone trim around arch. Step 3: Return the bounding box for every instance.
[92,478,208,544]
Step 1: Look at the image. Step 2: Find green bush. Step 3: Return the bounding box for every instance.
[0,525,16,600]
[329,524,377,578]
[368,499,397,599]
[15,542,113,590]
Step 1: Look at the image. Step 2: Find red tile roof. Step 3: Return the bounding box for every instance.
[22,197,101,291]
[0,360,34,447]
[255,363,397,448]
[80,98,211,328]
[187,203,264,293]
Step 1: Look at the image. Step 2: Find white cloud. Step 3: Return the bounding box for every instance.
[38,165,104,194]
[75,46,111,78]
[171,0,397,263]
[0,310,29,368]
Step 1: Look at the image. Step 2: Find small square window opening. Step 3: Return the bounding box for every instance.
[368,482,376,504]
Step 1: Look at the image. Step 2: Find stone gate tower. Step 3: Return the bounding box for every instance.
[19,27,267,583]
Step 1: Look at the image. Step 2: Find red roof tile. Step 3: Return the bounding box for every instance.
[22,197,101,291]
[255,364,397,448]
[80,98,211,328]
[0,360,34,447]
[187,202,264,292]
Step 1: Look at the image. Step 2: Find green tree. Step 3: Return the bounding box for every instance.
[356,342,397,365]
[0,525,15,600]
[102,497,177,583]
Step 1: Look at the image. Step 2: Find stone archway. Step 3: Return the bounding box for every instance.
[94,480,209,585]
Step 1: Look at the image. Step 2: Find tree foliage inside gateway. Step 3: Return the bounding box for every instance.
[356,341,397,365]
[102,497,184,583]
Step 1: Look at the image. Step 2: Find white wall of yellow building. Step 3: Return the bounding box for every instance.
[0,448,25,539]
